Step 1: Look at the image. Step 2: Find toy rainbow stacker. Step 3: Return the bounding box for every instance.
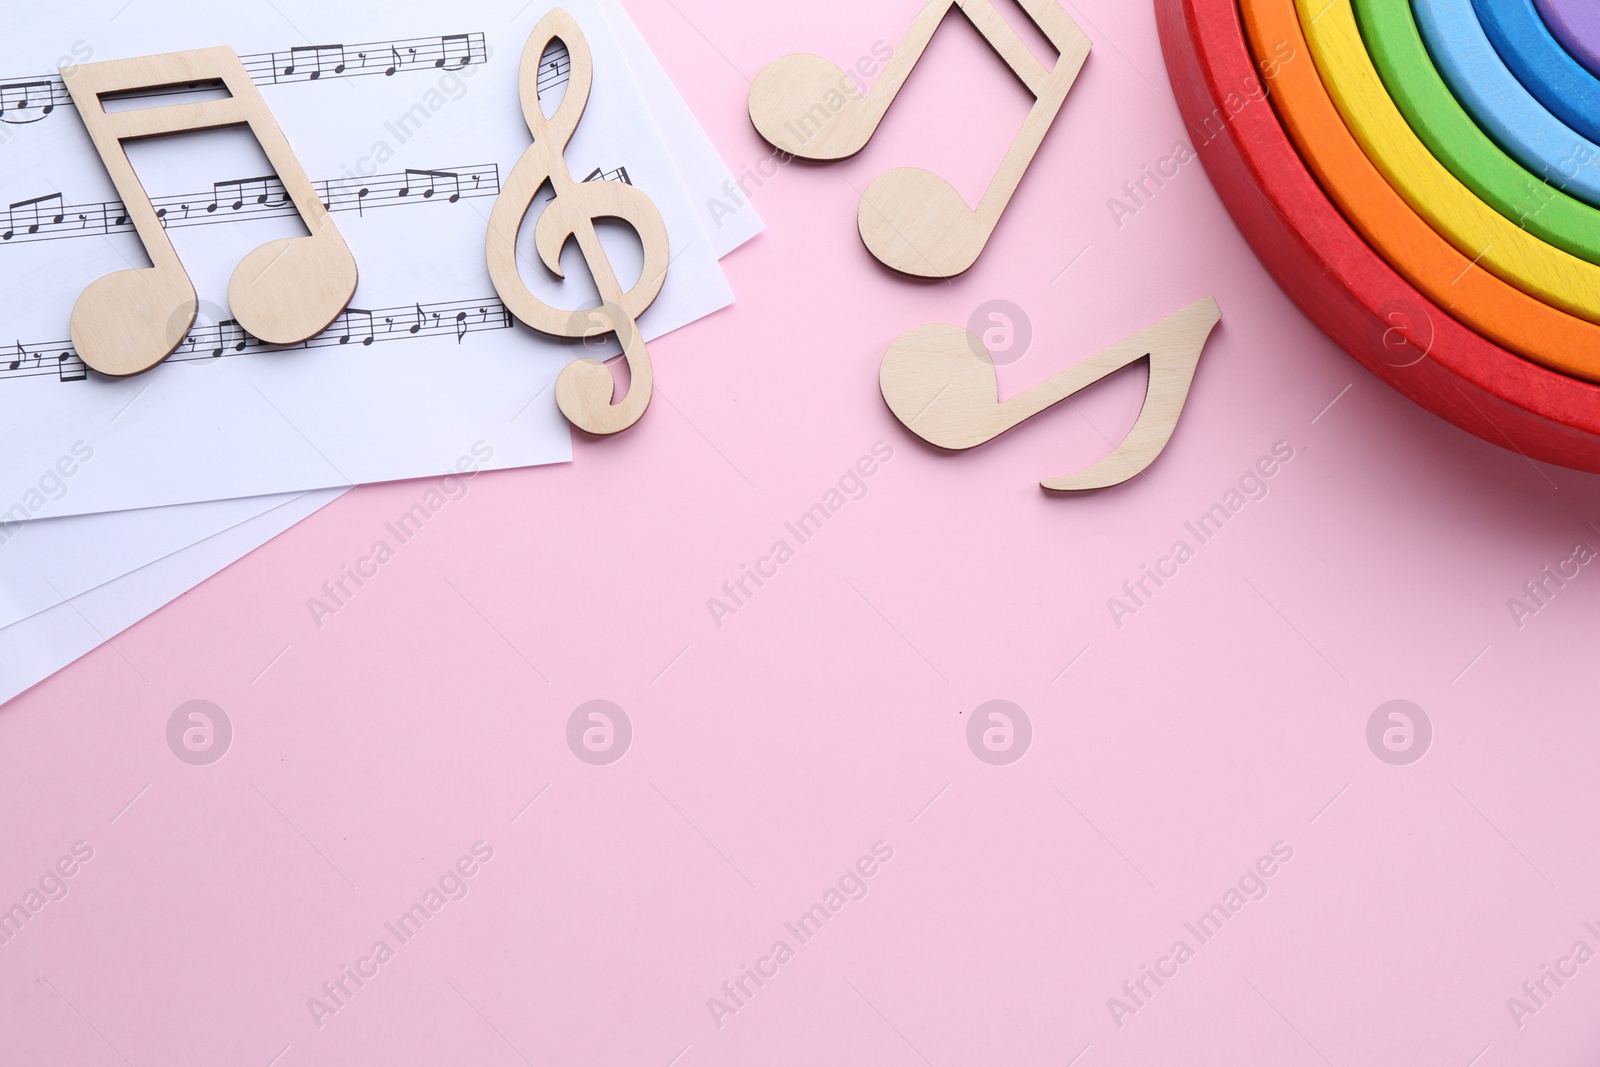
[1157,0,1600,471]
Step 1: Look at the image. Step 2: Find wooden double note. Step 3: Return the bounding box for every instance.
[750,0,1091,278]
[61,47,357,376]
[753,0,1223,491]
[487,9,669,436]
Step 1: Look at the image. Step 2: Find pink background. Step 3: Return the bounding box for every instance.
[5,0,1600,1064]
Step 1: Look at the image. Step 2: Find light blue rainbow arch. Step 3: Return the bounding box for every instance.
[1473,0,1600,146]
[1415,0,1600,207]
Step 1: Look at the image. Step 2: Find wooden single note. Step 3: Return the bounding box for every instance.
[880,299,1221,491]
[749,0,1091,278]
[486,9,669,435]
[60,47,357,377]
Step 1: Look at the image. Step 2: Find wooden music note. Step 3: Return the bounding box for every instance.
[486,9,671,435]
[879,299,1222,490]
[749,0,1091,278]
[59,47,358,376]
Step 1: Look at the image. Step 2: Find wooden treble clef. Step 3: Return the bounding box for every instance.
[486,9,670,435]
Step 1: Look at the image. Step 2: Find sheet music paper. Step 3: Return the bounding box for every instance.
[0,491,307,631]
[0,489,345,707]
[0,0,734,520]
[595,0,766,257]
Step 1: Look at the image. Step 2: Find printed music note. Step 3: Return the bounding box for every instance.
[486,10,672,435]
[879,299,1222,490]
[210,319,252,357]
[210,175,280,214]
[338,308,376,346]
[0,80,57,124]
[60,46,358,376]
[437,34,473,70]
[56,352,87,382]
[284,44,347,80]
[749,0,1090,277]
[3,194,65,241]
[401,168,462,202]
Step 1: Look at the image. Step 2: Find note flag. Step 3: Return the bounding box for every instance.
[879,299,1222,491]
[749,0,1090,278]
[486,9,671,435]
[60,47,358,376]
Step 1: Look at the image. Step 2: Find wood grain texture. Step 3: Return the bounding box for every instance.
[1474,0,1600,145]
[1242,0,1600,382]
[486,8,669,436]
[1355,0,1600,261]
[1533,0,1600,79]
[879,299,1221,491]
[1297,0,1600,324]
[1156,0,1600,471]
[59,47,357,376]
[1415,0,1600,210]
[749,0,1090,278]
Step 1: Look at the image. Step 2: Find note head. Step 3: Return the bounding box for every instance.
[859,167,982,278]
[879,324,1010,450]
[227,232,357,346]
[749,53,872,160]
[69,266,197,376]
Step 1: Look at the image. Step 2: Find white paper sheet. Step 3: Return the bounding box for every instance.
[0,491,302,630]
[598,0,766,256]
[0,8,753,646]
[0,0,732,520]
[0,488,344,707]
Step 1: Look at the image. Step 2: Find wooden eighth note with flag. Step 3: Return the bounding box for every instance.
[879,300,1221,492]
[749,0,1091,278]
[60,48,358,376]
[753,0,1223,490]
[486,9,670,436]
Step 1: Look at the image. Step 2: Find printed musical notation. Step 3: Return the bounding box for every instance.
[540,165,631,203]
[538,42,572,95]
[0,32,488,126]
[5,297,515,385]
[1,163,500,245]
[0,79,61,125]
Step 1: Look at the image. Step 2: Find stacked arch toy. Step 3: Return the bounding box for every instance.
[1157,0,1600,470]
